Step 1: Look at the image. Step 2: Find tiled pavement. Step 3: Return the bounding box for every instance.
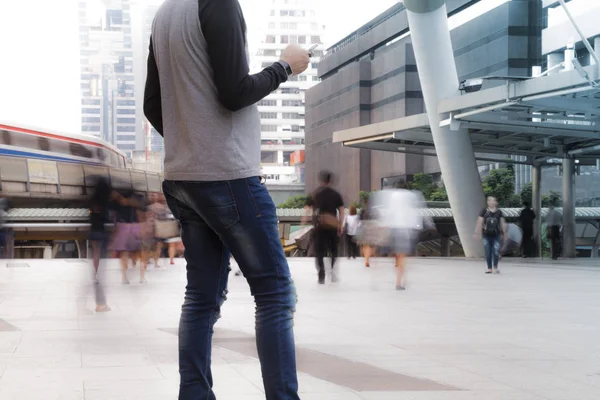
[0,256,599,399]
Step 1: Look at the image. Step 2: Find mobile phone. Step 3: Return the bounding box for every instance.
[308,44,318,57]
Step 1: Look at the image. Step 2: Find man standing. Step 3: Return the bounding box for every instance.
[144,1,309,398]
[546,204,563,260]
[474,196,507,274]
[306,171,345,284]
[519,201,536,258]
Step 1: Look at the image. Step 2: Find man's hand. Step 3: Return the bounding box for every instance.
[281,45,310,75]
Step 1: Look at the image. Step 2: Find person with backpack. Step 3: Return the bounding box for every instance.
[474,196,507,274]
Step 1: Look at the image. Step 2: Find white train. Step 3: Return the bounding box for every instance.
[0,122,127,168]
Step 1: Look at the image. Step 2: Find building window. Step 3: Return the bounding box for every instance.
[268,22,276,29]
[288,76,298,81]
[291,125,300,132]
[82,98,101,106]
[263,49,277,56]
[82,108,100,114]
[82,117,101,123]
[261,125,278,132]
[299,76,307,82]
[311,62,318,69]
[117,99,136,106]
[260,112,278,119]
[280,35,289,44]
[261,151,277,163]
[117,108,136,115]
[312,76,320,82]
[82,126,99,132]
[312,50,324,57]
[311,36,321,44]
[262,139,277,145]
[282,100,303,107]
[280,10,289,16]
[117,118,136,124]
[290,35,298,44]
[258,99,277,106]
[266,35,276,44]
[117,135,136,141]
[261,61,273,68]
[282,113,301,119]
[281,22,289,29]
[298,36,307,44]
[281,88,300,94]
[117,126,136,132]
[119,144,135,150]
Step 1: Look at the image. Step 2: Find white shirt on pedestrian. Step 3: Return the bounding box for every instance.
[344,214,360,236]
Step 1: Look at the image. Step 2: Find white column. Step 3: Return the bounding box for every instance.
[595,37,600,63]
[562,158,576,258]
[404,0,484,257]
[547,52,564,75]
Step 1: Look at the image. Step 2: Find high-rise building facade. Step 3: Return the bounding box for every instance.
[78,0,144,153]
[253,0,325,184]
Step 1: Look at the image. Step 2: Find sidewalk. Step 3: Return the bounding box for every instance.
[0,257,599,399]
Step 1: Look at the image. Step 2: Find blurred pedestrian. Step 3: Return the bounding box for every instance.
[474,196,507,274]
[343,205,360,259]
[519,201,536,258]
[370,187,420,290]
[110,189,142,284]
[359,197,374,267]
[545,204,562,260]
[306,171,345,284]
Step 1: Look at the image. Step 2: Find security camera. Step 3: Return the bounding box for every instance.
[460,78,483,93]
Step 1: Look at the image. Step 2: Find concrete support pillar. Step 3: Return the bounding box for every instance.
[562,158,576,258]
[440,236,450,257]
[404,0,484,257]
[547,52,564,75]
[594,37,600,63]
[532,164,542,257]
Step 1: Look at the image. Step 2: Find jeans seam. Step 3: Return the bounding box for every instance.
[245,178,261,217]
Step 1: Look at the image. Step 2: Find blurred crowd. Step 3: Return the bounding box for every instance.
[87,176,183,311]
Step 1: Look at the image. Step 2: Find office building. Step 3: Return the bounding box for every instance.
[305,0,544,203]
[254,0,325,184]
[78,0,147,153]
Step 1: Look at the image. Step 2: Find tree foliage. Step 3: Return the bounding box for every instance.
[277,195,309,209]
[519,183,562,208]
[408,173,448,201]
[482,166,516,206]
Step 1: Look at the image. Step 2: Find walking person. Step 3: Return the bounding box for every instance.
[343,205,360,259]
[359,197,374,267]
[546,204,562,260]
[88,176,112,312]
[110,189,142,285]
[474,196,507,274]
[306,171,345,284]
[519,201,536,258]
[370,187,420,290]
[144,0,309,397]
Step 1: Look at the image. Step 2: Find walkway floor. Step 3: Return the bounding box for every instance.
[0,256,599,400]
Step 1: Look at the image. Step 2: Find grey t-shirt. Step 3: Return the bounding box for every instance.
[145,0,289,181]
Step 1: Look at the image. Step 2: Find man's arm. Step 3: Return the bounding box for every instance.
[199,0,289,112]
[143,37,163,135]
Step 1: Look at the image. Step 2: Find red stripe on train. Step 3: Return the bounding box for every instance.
[0,124,108,149]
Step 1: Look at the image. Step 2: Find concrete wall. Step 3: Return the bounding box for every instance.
[305,1,542,204]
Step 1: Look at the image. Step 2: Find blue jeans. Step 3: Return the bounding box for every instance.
[483,235,501,270]
[163,178,300,400]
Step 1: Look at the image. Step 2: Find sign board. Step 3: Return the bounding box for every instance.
[27,159,59,184]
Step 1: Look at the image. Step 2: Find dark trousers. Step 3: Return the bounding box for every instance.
[163,177,300,400]
[315,228,339,280]
[346,234,359,259]
[521,228,534,257]
[549,225,561,260]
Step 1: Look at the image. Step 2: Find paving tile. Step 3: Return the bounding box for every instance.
[0,258,597,399]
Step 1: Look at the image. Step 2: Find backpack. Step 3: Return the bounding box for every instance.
[483,209,500,236]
